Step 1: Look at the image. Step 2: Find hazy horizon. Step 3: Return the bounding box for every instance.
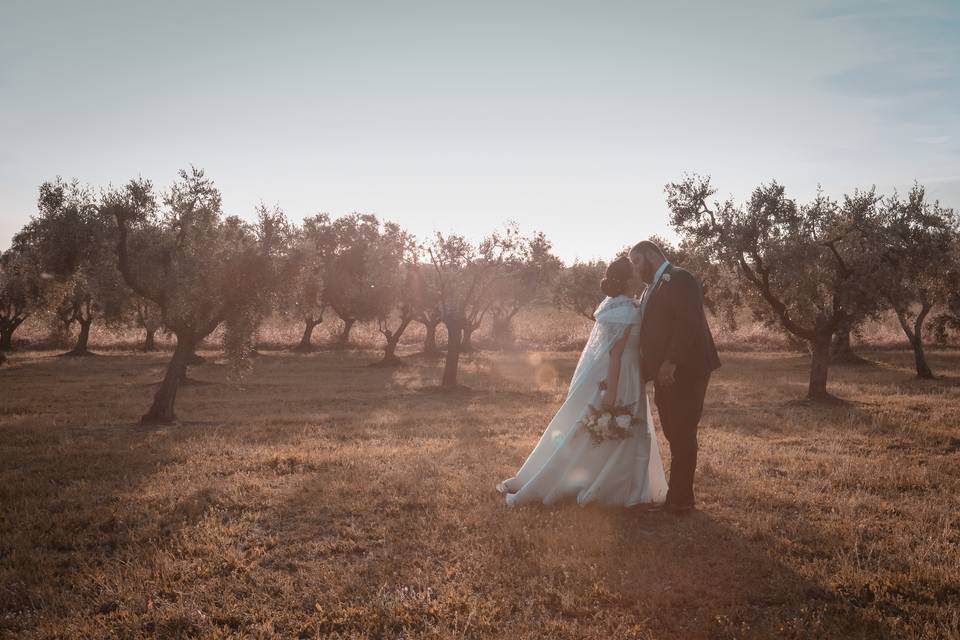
[2,0,958,263]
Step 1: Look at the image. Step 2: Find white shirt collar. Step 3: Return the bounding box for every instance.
[648,260,670,292]
[652,260,670,285]
[640,260,670,306]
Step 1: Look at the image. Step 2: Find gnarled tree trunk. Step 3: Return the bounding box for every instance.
[0,318,22,351]
[492,316,514,350]
[382,337,400,363]
[179,348,206,384]
[461,325,476,353]
[909,335,934,380]
[50,317,73,349]
[294,317,322,352]
[143,327,157,352]
[441,319,464,388]
[808,331,834,401]
[64,318,94,356]
[141,335,195,425]
[895,304,934,379]
[422,321,439,356]
[380,317,412,365]
[338,318,356,346]
[831,325,867,365]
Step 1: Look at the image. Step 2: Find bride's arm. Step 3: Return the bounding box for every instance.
[601,325,632,408]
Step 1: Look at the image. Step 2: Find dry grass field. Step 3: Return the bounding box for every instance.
[2,340,960,638]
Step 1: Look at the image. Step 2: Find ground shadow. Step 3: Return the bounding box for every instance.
[2,346,951,637]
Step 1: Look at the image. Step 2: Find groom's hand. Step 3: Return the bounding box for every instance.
[657,360,677,386]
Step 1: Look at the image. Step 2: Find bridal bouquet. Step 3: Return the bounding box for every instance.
[578,404,638,445]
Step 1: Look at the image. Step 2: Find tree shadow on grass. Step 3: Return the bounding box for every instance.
[201,374,552,636]
[477,479,901,638]
[268,458,895,638]
[698,347,960,444]
[891,373,960,393]
[840,350,960,389]
[0,350,408,634]
[12,346,905,638]
[600,508,894,638]
[4,348,942,637]
[433,388,893,638]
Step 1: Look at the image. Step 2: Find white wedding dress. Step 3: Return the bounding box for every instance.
[497,295,668,506]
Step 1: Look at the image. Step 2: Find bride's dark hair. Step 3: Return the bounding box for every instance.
[600,256,633,298]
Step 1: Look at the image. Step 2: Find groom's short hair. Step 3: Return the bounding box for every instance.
[630,240,666,260]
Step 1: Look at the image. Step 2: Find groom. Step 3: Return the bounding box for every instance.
[630,240,721,514]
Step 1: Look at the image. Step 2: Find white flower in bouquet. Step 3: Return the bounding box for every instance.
[615,414,632,430]
[598,414,614,438]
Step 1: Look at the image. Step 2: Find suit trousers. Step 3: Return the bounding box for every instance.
[654,367,711,508]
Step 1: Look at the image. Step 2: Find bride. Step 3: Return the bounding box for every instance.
[497,256,668,507]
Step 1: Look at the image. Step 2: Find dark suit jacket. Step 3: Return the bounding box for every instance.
[639,265,721,383]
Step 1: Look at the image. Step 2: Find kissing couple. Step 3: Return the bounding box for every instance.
[497,240,721,513]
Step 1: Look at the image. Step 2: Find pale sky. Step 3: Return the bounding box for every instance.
[2,0,958,263]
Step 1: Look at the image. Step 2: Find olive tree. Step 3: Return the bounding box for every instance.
[408,263,443,356]
[324,214,384,345]
[446,225,549,353]
[366,224,419,364]
[107,168,274,424]
[283,213,334,352]
[0,247,45,351]
[934,266,960,344]
[864,186,957,378]
[426,230,517,388]
[553,260,607,321]
[250,203,294,353]
[13,178,129,356]
[54,265,129,355]
[487,230,562,349]
[130,295,163,351]
[666,175,882,401]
